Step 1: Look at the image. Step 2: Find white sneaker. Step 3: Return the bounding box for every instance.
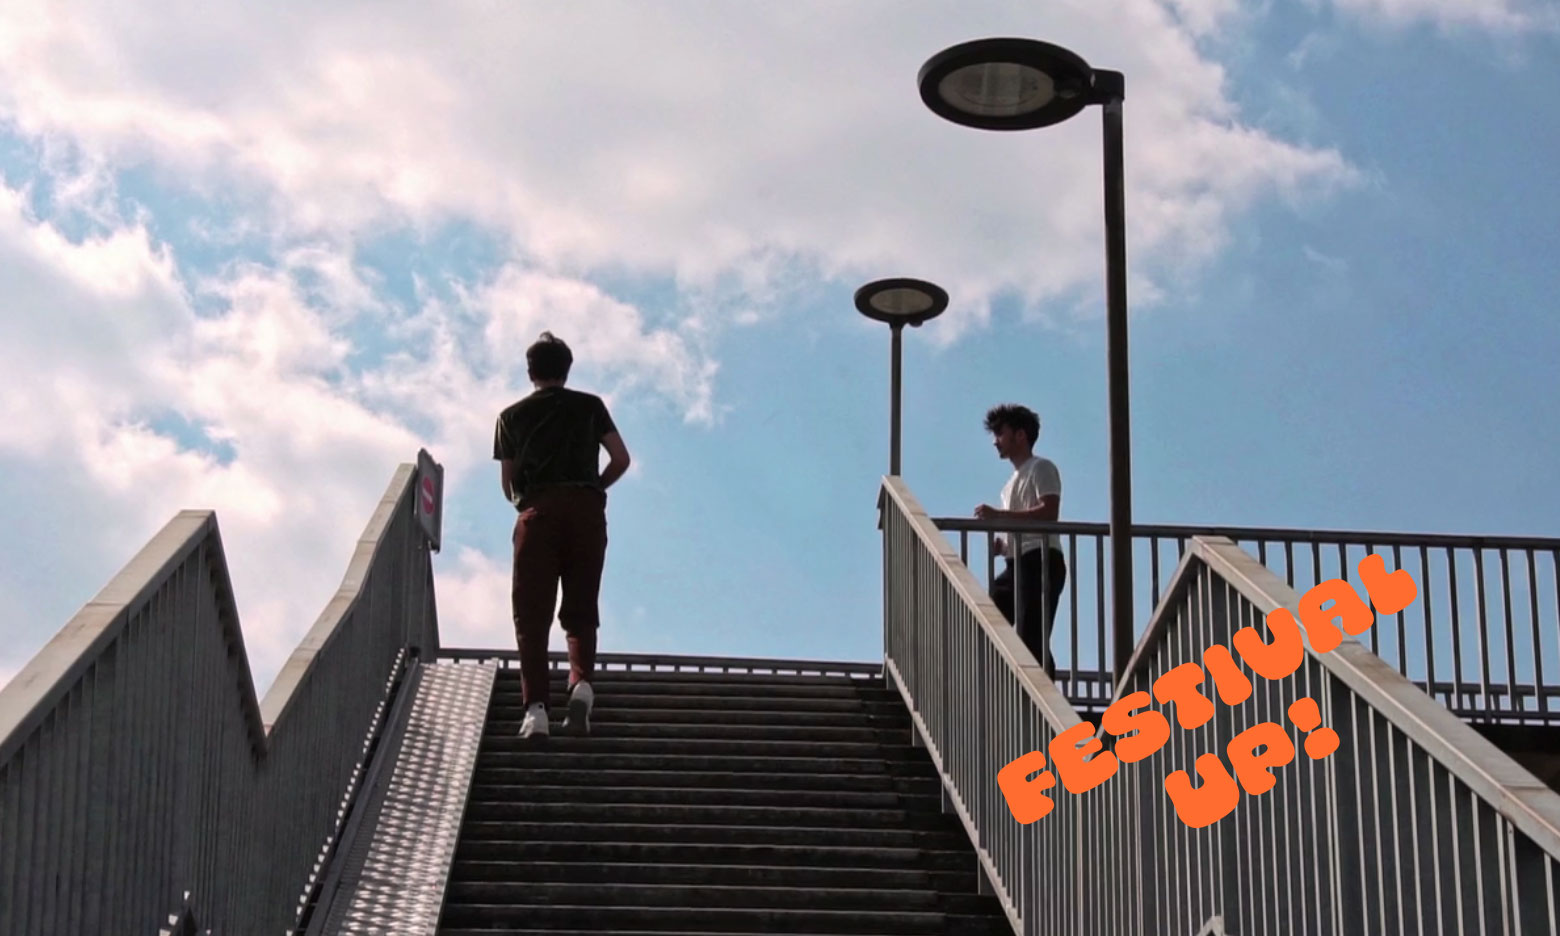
[564,681,594,736]
[519,702,549,741]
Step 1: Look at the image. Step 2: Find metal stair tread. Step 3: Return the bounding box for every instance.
[475,750,935,771]
[436,903,1008,934]
[464,783,936,807]
[455,820,971,848]
[452,840,983,869]
[444,878,985,903]
[446,859,972,889]
[460,801,958,831]
[469,767,936,789]
[486,695,907,713]
[479,736,924,757]
[485,706,912,726]
[436,665,1006,935]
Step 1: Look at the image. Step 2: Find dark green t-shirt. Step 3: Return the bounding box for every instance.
[493,387,618,506]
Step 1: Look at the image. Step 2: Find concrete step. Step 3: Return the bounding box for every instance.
[460,800,958,832]
[487,694,907,716]
[496,669,887,689]
[482,720,909,744]
[497,671,891,694]
[479,735,925,761]
[465,783,938,810]
[474,750,938,776]
[468,767,939,794]
[455,820,972,850]
[490,706,911,730]
[437,903,1010,934]
[450,839,982,872]
[435,666,1007,935]
[447,859,979,892]
[443,880,998,914]
[493,683,902,704]
[441,931,910,936]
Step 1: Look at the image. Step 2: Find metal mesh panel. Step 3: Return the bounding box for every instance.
[326,661,496,936]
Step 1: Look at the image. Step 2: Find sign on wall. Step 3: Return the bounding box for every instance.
[416,448,444,553]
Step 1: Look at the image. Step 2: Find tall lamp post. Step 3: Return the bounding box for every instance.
[917,37,1136,685]
[854,278,949,477]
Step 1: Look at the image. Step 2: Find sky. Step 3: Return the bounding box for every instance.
[2,0,1558,701]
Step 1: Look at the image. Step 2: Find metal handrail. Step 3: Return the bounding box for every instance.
[934,515,1560,551]
[0,457,440,935]
[878,478,1084,935]
[1123,535,1560,860]
[936,515,1560,724]
[880,482,1081,730]
[1091,536,1560,933]
[882,477,1560,934]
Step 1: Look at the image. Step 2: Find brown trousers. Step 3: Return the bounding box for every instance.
[511,486,607,707]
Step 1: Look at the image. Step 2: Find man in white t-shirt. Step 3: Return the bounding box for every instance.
[974,404,1068,676]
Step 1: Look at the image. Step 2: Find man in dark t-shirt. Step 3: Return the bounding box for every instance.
[493,332,632,742]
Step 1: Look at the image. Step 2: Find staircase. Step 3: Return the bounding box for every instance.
[1468,721,1560,793]
[436,666,1012,934]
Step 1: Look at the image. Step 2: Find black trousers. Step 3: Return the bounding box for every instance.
[991,547,1068,676]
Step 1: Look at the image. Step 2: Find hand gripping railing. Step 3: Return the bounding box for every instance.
[0,458,440,935]
[881,477,1560,935]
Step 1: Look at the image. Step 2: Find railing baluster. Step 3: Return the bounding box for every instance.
[1422,546,1438,707]
[1393,544,1407,678]
[1366,542,1381,658]
[1476,548,1492,718]
[1552,549,1560,718]
[1529,550,1545,717]
[1501,549,1517,717]
[1070,533,1080,696]
[1151,537,1161,610]
[1450,547,1465,716]
[1097,535,1106,684]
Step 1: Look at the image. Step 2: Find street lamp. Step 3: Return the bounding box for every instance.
[918,37,1136,685]
[854,277,949,477]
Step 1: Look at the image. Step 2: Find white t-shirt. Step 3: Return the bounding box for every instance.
[1000,455,1062,555]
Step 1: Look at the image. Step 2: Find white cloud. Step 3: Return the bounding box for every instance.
[0,178,713,696]
[478,269,720,425]
[1162,0,1247,36]
[1287,32,1343,71]
[1303,244,1349,272]
[0,0,1357,332]
[0,0,1379,697]
[434,547,524,652]
[1327,0,1558,33]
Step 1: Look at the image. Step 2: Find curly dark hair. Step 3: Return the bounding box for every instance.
[526,331,574,381]
[983,404,1041,448]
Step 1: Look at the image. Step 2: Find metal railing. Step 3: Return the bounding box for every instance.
[880,481,1087,935]
[936,517,1560,722]
[885,479,1560,935]
[0,458,440,935]
[1088,536,1560,935]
